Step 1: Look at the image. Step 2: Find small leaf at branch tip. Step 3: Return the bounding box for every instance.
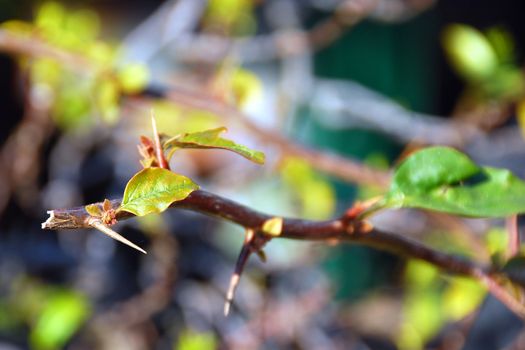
[89,219,147,254]
[85,203,102,217]
[261,217,283,236]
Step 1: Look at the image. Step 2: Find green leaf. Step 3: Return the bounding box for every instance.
[30,290,90,350]
[391,147,480,193]
[177,329,217,350]
[442,24,498,81]
[119,168,199,217]
[164,127,265,164]
[280,157,335,220]
[386,147,525,217]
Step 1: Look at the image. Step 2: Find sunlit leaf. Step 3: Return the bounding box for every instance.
[386,147,525,217]
[95,78,120,124]
[443,277,485,320]
[230,68,261,106]
[211,65,261,107]
[404,260,439,289]
[204,0,256,35]
[485,228,508,265]
[399,290,443,350]
[485,26,515,64]
[117,63,149,94]
[53,85,92,131]
[442,24,497,81]
[118,168,199,217]
[36,2,65,35]
[281,157,335,220]
[86,41,117,66]
[1,20,34,36]
[164,127,265,164]
[30,290,90,350]
[64,9,100,42]
[177,329,217,350]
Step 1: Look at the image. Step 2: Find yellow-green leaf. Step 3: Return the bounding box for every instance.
[85,204,102,217]
[30,290,90,350]
[117,63,149,94]
[164,127,265,164]
[442,24,497,81]
[177,329,217,350]
[118,168,199,217]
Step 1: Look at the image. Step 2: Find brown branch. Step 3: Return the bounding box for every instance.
[42,189,525,318]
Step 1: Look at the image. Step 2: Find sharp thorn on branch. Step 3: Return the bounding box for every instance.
[89,219,147,254]
[224,229,256,316]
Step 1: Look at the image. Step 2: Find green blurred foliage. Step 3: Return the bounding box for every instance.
[116,62,150,94]
[398,259,485,350]
[443,23,525,100]
[280,157,335,220]
[1,1,150,132]
[176,329,217,350]
[204,0,256,36]
[485,228,509,266]
[210,65,262,108]
[30,290,90,350]
[0,278,91,350]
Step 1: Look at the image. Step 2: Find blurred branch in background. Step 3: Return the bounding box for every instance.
[309,79,482,147]
[160,0,437,64]
[0,27,391,189]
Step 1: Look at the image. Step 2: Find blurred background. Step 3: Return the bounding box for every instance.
[1,0,525,349]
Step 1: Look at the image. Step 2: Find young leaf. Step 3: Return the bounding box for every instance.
[118,168,199,217]
[386,147,525,217]
[163,127,265,164]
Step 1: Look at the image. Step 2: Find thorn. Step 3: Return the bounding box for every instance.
[224,241,251,316]
[224,273,240,316]
[89,219,147,254]
[151,110,169,170]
